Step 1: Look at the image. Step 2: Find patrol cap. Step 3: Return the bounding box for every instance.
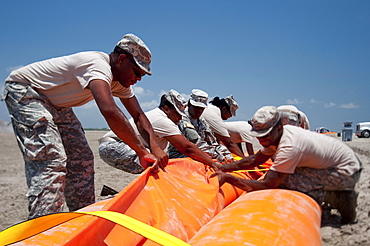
[249,106,281,137]
[116,34,152,75]
[165,89,187,117]
[224,95,239,116]
[277,105,300,126]
[277,105,299,115]
[189,89,208,108]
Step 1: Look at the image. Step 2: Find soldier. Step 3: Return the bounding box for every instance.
[2,34,167,219]
[211,106,362,224]
[277,105,310,130]
[224,121,255,156]
[202,94,245,157]
[168,89,233,163]
[99,90,221,173]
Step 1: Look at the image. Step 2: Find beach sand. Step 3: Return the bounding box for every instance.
[0,130,369,245]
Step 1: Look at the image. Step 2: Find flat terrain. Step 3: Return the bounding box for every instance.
[0,131,369,245]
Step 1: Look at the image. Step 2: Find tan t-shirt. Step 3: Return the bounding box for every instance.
[225,121,254,144]
[262,125,360,176]
[202,104,230,137]
[102,108,182,150]
[6,51,134,107]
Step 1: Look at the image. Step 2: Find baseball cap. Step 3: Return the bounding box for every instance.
[189,89,208,108]
[277,105,300,126]
[249,106,281,137]
[165,89,187,117]
[116,34,152,75]
[277,105,299,115]
[224,95,239,116]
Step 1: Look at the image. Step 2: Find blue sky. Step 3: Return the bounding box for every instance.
[1,1,369,132]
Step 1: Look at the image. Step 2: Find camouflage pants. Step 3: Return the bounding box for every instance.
[282,167,361,204]
[2,82,95,219]
[98,141,144,174]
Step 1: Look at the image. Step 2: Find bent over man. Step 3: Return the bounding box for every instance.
[2,34,167,219]
[99,89,220,173]
[202,95,245,157]
[224,121,255,156]
[168,89,233,163]
[211,106,362,224]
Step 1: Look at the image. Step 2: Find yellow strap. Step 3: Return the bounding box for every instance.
[233,168,269,173]
[232,156,270,173]
[233,156,271,173]
[0,211,191,246]
[259,164,271,168]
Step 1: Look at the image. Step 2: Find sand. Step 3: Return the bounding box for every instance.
[0,130,369,245]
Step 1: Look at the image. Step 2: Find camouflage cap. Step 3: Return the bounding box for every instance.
[189,89,208,108]
[224,94,238,116]
[165,89,187,117]
[249,106,281,137]
[116,34,152,75]
[277,105,299,115]
[277,105,300,126]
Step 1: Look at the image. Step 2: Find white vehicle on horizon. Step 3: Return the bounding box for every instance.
[355,122,370,138]
[315,127,330,134]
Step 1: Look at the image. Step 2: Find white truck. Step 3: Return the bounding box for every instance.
[355,122,370,138]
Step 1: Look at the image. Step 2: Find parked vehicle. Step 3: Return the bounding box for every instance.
[315,127,330,134]
[355,122,370,138]
[315,127,337,137]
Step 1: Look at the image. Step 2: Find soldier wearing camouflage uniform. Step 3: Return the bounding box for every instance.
[2,34,167,219]
[98,90,221,173]
[201,95,245,157]
[211,106,362,224]
[168,89,233,163]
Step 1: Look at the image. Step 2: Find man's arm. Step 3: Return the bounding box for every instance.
[211,169,288,191]
[166,134,220,170]
[89,80,158,170]
[120,96,168,170]
[214,133,245,157]
[220,150,270,172]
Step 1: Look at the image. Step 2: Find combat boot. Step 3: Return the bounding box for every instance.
[324,190,358,224]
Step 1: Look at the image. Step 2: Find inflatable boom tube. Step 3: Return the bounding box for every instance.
[188,189,322,246]
[0,158,322,245]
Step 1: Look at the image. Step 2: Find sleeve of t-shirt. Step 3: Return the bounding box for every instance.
[269,146,302,174]
[76,53,113,89]
[75,53,133,99]
[110,81,134,99]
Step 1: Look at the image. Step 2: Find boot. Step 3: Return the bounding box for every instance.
[324,190,358,224]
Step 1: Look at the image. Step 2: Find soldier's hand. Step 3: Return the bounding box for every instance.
[209,171,228,187]
[139,153,160,174]
[211,162,222,171]
[151,148,168,171]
